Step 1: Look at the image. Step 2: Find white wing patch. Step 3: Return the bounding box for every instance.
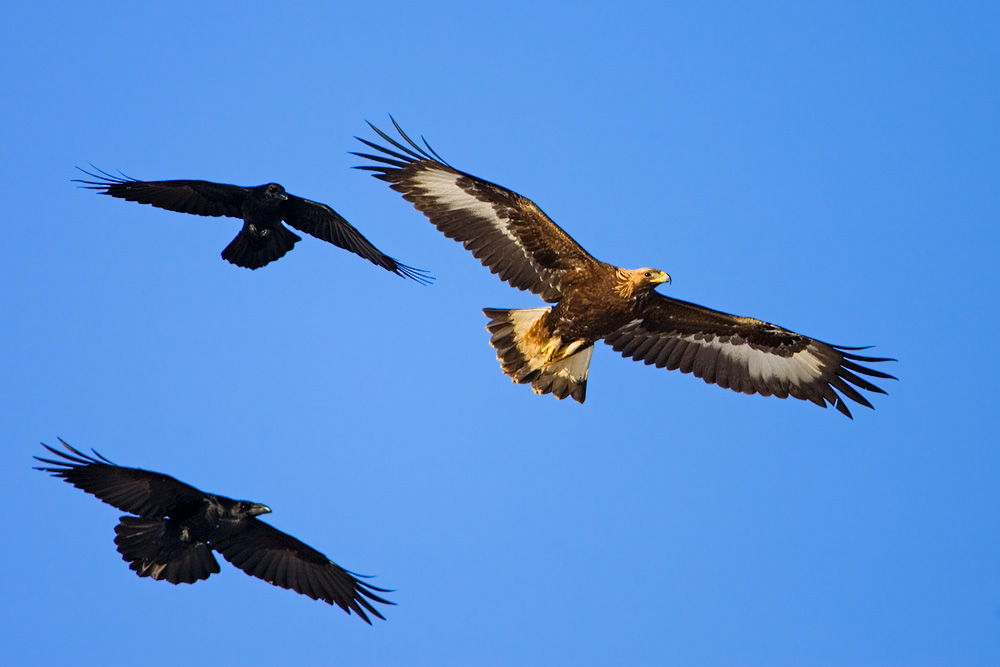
[673,333,826,387]
[607,314,892,416]
[408,168,522,246]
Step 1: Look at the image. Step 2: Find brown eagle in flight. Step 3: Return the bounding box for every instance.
[74,166,431,282]
[355,120,894,417]
[35,439,393,623]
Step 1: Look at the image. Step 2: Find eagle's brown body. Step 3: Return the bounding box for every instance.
[355,120,894,416]
[484,266,670,401]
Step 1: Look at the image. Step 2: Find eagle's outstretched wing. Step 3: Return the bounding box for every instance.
[605,294,896,417]
[355,119,601,302]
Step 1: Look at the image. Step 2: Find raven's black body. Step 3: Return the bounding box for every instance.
[223,182,302,268]
[75,167,431,282]
[35,440,392,623]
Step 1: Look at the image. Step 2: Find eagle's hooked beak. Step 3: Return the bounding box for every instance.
[656,271,671,284]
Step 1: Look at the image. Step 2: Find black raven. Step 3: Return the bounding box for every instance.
[34,439,393,623]
[74,166,432,282]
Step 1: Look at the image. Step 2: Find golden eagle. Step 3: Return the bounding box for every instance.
[74,167,431,281]
[35,440,393,623]
[355,120,894,417]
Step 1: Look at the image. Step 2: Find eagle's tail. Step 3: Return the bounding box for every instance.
[222,223,301,269]
[114,516,220,585]
[483,308,594,403]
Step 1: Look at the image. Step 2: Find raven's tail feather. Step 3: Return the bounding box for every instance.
[114,517,220,584]
[221,223,301,269]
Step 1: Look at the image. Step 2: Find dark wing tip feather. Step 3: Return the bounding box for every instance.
[416,135,449,166]
[347,570,395,592]
[387,114,452,167]
[351,142,416,166]
[72,165,139,189]
[391,261,435,285]
[834,345,898,362]
[824,343,896,417]
[834,398,855,419]
[372,117,429,161]
[351,580,395,624]
[353,115,451,171]
[830,373,875,409]
[361,121,425,162]
[328,573,394,624]
[34,438,115,471]
[840,358,897,381]
[836,367,889,396]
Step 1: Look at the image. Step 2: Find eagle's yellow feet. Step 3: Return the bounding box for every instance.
[540,338,563,364]
[541,338,589,364]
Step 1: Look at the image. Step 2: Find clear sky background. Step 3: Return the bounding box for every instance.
[4,3,998,666]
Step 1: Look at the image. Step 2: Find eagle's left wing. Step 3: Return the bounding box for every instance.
[354,120,602,302]
[604,294,895,417]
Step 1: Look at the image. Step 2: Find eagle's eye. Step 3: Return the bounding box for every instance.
[643,271,652,278]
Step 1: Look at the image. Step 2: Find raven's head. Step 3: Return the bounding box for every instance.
[263,183,288,202]
[234,500,272,518]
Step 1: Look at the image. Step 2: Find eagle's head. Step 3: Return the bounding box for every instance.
[616,267,671,298]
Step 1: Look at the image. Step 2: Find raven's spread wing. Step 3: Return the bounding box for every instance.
[213,519,393,623]
[283,195,432,284]
[34,440,208,517]
[354,119,601,302]
[603,295,896,418]
[74,167,247,218]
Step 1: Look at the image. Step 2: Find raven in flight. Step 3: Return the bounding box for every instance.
[34,439,393,623]
[74,166,432,282]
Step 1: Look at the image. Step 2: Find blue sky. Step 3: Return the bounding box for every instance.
[4,2,998,665]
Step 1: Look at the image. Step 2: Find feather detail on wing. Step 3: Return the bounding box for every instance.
[354,119,599,301]
[74,167,246,218]
[604,295,896,418]
[283,196,432,283]
[33,439,208,517]
[213,520,393,624]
